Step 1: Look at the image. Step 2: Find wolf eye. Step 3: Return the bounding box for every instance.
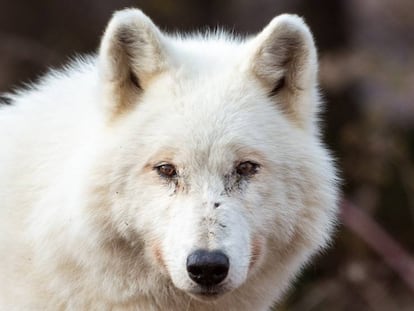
[236,161,260,177]
[155,163,177,178]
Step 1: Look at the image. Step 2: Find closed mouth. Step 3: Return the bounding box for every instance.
[198,290,220,297]
[189,286,226,300]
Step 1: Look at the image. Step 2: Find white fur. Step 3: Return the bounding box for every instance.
[0,9,338,311]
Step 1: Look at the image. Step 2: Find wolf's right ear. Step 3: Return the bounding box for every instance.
[99,9,168,118]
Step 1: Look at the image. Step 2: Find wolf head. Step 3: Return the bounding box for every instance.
[90,9,338,302]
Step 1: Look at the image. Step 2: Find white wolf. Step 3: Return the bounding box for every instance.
[0,8,338,311]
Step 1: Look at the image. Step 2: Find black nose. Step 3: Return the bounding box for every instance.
[186,249,229,287]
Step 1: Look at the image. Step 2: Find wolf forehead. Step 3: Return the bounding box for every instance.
[127,91,286,184]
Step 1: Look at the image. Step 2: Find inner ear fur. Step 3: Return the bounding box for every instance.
[250,14,319,128]
[99,9,168,118]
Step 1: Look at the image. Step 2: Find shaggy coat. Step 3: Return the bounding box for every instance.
[0,9,338,311]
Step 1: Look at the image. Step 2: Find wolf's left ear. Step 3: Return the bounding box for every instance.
[99,9,168,118]
[248,14,319,129]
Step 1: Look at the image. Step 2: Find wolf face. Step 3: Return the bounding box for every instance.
[85,9,338,303]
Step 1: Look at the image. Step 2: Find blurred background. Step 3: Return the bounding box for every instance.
[1,0,413,310]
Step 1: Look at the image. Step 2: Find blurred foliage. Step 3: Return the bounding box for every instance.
[1,0,414,309]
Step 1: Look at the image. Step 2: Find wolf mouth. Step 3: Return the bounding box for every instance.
[188,285,227,301]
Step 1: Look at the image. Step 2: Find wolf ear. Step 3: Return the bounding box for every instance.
[249,14,319,129]
[99,9,167,117]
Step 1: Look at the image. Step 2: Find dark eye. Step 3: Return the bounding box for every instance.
[155,163,177,178]
[236,161,260,177]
